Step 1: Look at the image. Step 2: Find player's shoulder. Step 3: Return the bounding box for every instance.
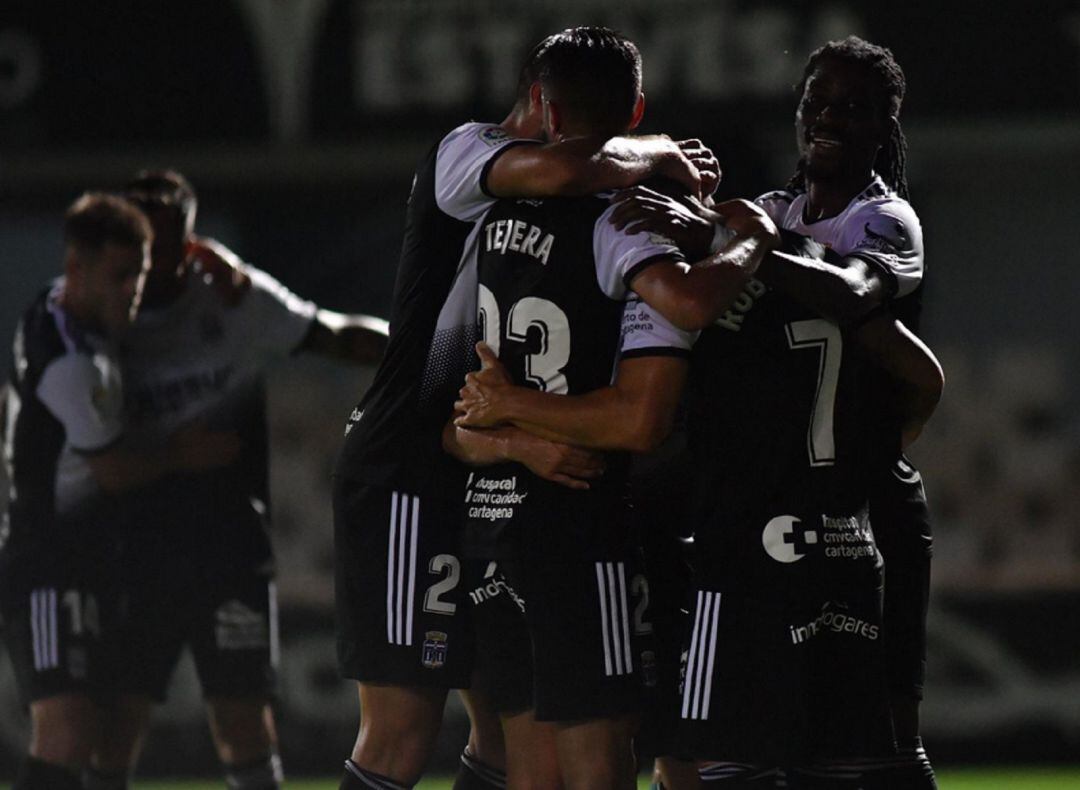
[850,179,920,225]
[754,188,800,207]
[847,181,922,253]
[438,120,512,153]
[19,284,91,369]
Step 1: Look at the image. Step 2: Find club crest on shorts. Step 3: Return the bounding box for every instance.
[421,630,448,669]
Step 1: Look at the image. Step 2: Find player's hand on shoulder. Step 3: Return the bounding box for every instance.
[714,199,781,249]
[610,186,716,260]
[185,235,252,307]
[515,434,606,491]
[455,343,511,428]
[675,139,721,197]
[169,422,243,471]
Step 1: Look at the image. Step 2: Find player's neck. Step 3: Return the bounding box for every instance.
[804,173,869,221]
[56,287,104,337]
[139,270,186,309]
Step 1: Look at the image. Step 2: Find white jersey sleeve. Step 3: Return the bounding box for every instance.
[237,266,318,356]
[842,199,924,299]
[593,202,685,300]
[434,122,538,223]
[619,296,697,358]
[754,189,798,226]
[36,351,123,453]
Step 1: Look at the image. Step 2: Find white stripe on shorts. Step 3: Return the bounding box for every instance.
[595,562,633,677]
[387,491,420,646]
[681,590,721,720]
[31,588,59,671]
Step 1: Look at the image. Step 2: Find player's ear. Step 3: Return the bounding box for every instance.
[529,81,543,114]
[543,95,562,141]
[628,92,645,131]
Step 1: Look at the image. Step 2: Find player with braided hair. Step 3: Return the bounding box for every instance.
[608,34,937,789]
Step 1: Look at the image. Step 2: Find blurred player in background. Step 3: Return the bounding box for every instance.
[331,25,714,790]
[608,34,937,788]
[1,194,239,790]
[81,170,388,790]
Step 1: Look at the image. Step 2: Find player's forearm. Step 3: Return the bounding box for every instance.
[856,316,944,446]
[495,136,686,198]
[757,251,883,325]
[500,387,664,453]
[442,421,517,466]
[88,448,178,494]
[585,136,688,191]
[303,310,389,363]
[641,234,772,331]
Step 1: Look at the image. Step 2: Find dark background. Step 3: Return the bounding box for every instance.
[2,0,1079,778]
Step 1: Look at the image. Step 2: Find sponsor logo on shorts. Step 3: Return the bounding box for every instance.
[465,473,527,523]
[214,600,269,651]
[421,630,448,669]
[788,602,880,645]
[762,515,817,563]
[468,561,525,612]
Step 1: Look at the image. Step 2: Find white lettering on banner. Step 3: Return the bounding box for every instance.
[234,0,861,137]
[349,0,861,111]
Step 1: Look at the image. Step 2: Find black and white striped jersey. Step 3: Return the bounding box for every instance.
[463,194,694,558]
[335,122,537,500]
[2,283,124,558]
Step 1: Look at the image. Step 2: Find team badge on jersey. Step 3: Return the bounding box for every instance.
[479,126,511,147]
[421,630,448,669]
[761,514,818,564]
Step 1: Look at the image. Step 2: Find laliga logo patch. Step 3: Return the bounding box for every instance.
[421,630,448,669]
[479,126,510,147]
[762,515,818,563]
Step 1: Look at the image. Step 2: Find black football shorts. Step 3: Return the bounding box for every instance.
[334,478,475,688]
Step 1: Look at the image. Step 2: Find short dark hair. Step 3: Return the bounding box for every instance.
[520,26,642,136]
[64,192,151,253]
[788,36,910,199]
[124,168,197,219]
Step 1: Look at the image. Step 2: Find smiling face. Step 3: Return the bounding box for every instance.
[795,56,891,185]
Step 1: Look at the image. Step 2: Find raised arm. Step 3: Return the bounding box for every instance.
[300,309,389,365]
[854,313,944,447]
[86,424,242,494]
[623,199,781,331]
[487,136,715,199]
[455,344,688,454]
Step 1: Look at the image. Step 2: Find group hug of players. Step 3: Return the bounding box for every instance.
[1,23,940,790]
[335,27,940,790]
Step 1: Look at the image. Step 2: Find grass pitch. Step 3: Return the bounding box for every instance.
[129,767,1080,789]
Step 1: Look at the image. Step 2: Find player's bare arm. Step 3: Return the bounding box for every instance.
[758,246,887,325]
[86,423,243,494]
[442,421,605,491]
[300,309,389,364]
[487,134,712,199]
[855,313,944,448]
[613,186,887,325]
[623,199,780,331]
[455,343,687,454]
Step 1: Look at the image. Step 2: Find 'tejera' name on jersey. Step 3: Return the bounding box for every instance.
[484,218,554,265]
